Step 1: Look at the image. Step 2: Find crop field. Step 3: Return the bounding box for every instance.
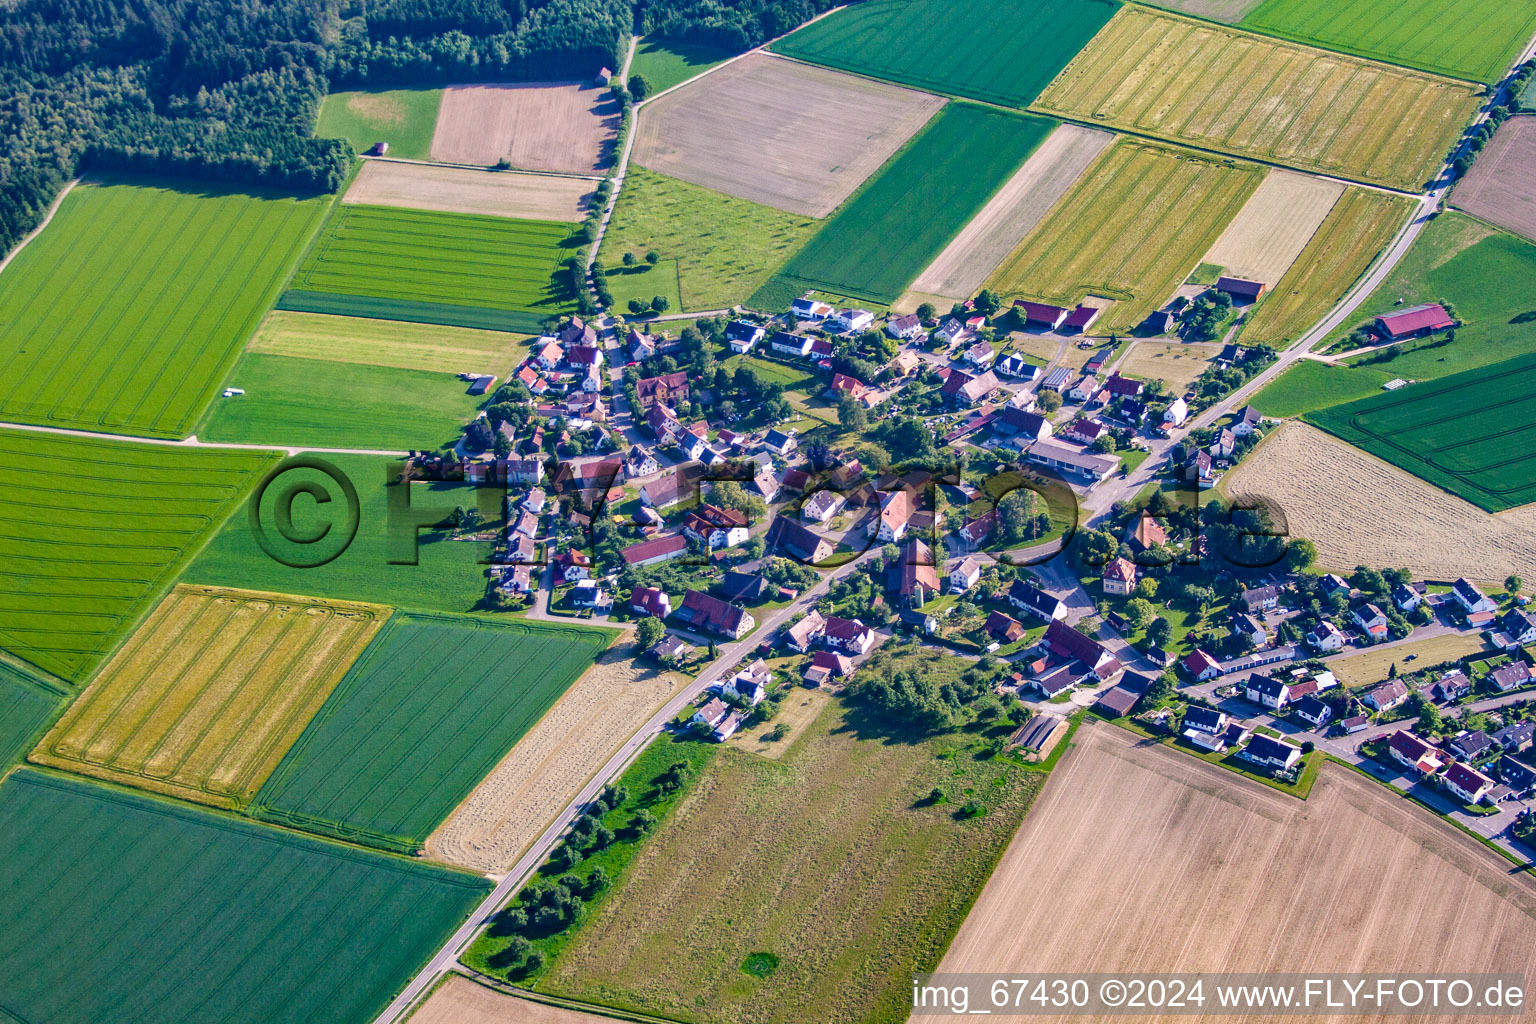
[1307,351,1536,512]
[1224,422,1536,582]
[182,454,497,612]
[0,769,488,1024]
[248,311,531,375]
[316,88,442,160]
[632,52,944,219]
[427,648,687,874]
[1240,186,1413,346]
[0,430,276,684]
[1141,0,1265,20]
[601,168,819,311]
[286,204,578,334]
[537,693,1046,1024]
[770,0,1116,108]
[31,585,387,808]
[925,722,1536,1021]
[344,161,594,222]
[0,655,66,770]
[430,82,621,174]
[759,105,1056,306]
[0,178,327,439]
[1451,116,1536,244]
[199,352,487,451]
[1202,168,1342,284]
[1240,0,1536,84]
[909,124,1113,305]
[985,140,1264,332]
[1330,632,1490,687]
[1117,341,1222,391]
[1033,7,1483,192]
[411,976,615,1024]
[254,613,610,854]
[629,37,732,95]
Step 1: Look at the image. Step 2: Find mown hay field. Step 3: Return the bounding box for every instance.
[32,586,387,809]
[1307,350,1536,512]
[248,310,531,374]
[254,613,611,854]
[1117,341,1222,391]
[919,722,1536,1023]
[986,140,1263,332]
[317,88,442,159]
[537,695,1046,1024]
[1033,7,1482,192]
[0,769,488,1024]
[410,976,615,1024]
[632,52,944,219]
[1240,0,1536,85]
[344,161,595,222]
[1140,0,1264,21]
[1240,186,1413,345]
[1330,633,1491,687]
[1224,422,1536,583]
[0,178,327,439]
[600,168,819,312]
[0,430,276,684]
[771,0,1116,108]
[760,104,1056,306]
[909,124,1113,304]
[285,204,579,335]
[1202,168,1342,284]
[0,655,66,771]
[1451,115,1536,245]
[427,647,688,874]
[430,82,620,174]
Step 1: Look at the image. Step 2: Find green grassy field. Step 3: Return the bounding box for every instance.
[1249,359,1396,418]
[287,204,579,333]
[0,769,488,1024]
[757,105,1054,306]
[182,454,500,613]
[986,139,1264,332]
[601,168,818,311]
[0,655,66,770]
[536,683,1047,1024]
[1240,0,1536,84]
[0,178,328,439]
[1307,351,1536,511]
[199,352,486,450]
[629,37,733,95]
[0,430,276,684]
[772,0,1116,108]
[315,88,443,159]
[603,258,684,314]
[253,613,611,853]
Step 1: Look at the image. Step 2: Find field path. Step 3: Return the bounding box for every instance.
[0,418,408,457]
[0,178,78,278]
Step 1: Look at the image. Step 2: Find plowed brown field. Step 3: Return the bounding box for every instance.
[430,82,620,174]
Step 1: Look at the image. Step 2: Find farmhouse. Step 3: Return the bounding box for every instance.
[1215,277,1266,304]
[941,368,999,406]
[949,556,982,593]
[675,590,755,639]
[635,371,690,412]
[719,571,771,604]
[682,503,750,549]
[889,537,940,607]
[1374,303,1456,341]
[765,517,833,565]
[1029,664,1079,699]
[1042,618,1119,680]
[985,611,1026,643]
[807,648,853,682]
[996,405,1053,442]
[823,616,876,655]
[781,609,827,654]
[620,533,689,566]
[873,489,912,542]
[1013,300,1071,331]
[630,586,672,619]
[1008,579,1067,622]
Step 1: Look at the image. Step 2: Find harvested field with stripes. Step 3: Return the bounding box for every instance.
[0,431,276,684]
[427,647,687,874]
[32,586,387,808]
[430,82,620,174]
[1451,116,1536,244]
[986,140,1263,332]
[344,161,594,222]
[247,311,531,374]
[254,613,610,854]
[1033,6,1481,192]
[908,124,1114,305]
[632,52,944,218]
[1201,168,1342,284]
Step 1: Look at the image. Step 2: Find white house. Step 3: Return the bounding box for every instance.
[790,297,833,321]
[1102,557,1137,596]
[1182,649,1222,681]
[832,308,875,333]
[1444,762,1495,805]
[1244,673,1290,709]
[886,313,923,340]
[771,332,815,357]
[723,659,771,705]
[823,615,876,655]
[949,556,982,594]
[726,320,766,353]
[1308,620,1345,651]
[801,490,845,524]
[1242,734,1301,772]
[1163,397,1189,427]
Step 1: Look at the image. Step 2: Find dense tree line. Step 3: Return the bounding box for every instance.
[636,0,836,50]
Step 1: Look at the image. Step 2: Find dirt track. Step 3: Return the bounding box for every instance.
[430,82,620,174]
[344,161,593,222]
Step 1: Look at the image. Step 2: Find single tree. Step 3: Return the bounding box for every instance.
[622,251,637,267]
[646,250,660,265]
[635,615,664,649]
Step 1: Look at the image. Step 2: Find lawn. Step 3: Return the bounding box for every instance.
[629,37,733,95]
[721,354,816,390]
[315,88,443,159]
[1240,0,1536,84]
[0,430,276,684]
[1250,359,1397,418]
[756,104,1055,306]
[534,689,1046,1024]
[1307,350,1536,512]
[1033,6,1482,192]
[600,168,818,311]
[0,769,488,1024]
[771,0,1117,108]
[0,177,328,439]
[285,204,580,334]
[181,454,500,613]
[253,613,611,854]
[602,258,684,315]
[247,311,531,374]
[1239,187,1414,346]
[199,352,487,451]
[0,655,66,771]
[986,140,1263,332]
